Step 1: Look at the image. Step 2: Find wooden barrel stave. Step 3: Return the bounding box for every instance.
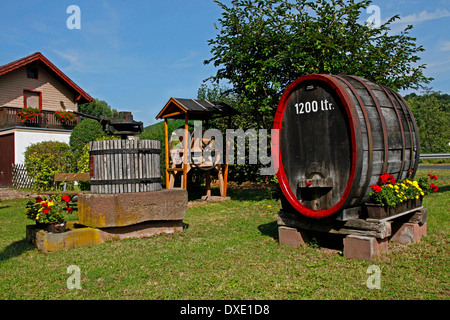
[89,139,162,194]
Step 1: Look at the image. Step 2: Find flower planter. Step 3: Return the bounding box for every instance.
[365,203,391,219]
[365,197,423,219]
[408,197,422,209]
[36,221,66,233]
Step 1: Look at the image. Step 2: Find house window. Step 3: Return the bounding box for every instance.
[24,90,42,110]
[27,67,38,79]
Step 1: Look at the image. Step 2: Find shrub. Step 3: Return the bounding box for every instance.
[69,119,104,161]
[24,141,74,191]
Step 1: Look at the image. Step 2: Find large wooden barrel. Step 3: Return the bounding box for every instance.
[89,139,162,194]
[273,74,420,218]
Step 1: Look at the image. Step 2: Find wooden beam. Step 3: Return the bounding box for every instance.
[277,211,391,239]
[161,110,185,118]
[167,168,185,172]
[54,173,90,182]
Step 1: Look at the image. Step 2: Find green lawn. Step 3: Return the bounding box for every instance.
[0,169,448,300]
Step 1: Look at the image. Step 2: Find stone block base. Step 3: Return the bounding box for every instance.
[343,235,388,261]
[390,222,427,244]
[26,220,184,253]
[201,195,231,201]
[278,226,310,248]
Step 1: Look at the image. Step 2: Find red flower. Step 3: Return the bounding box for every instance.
[306,181,312,186]
[429,183,438,192]
[379,172,395,185]
[67,207,74,213]
[61,195,71,203]
[43,207,50,214]
[428,173,438,181]
[35,196,43,203]
[370,184,382,193]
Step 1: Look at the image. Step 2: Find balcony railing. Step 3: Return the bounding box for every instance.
[0,106,81,130]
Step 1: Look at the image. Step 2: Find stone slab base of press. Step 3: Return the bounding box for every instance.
[201,195,231,201]
[277,208,428,261]
[26,220,183,254]
[78,189,187,228]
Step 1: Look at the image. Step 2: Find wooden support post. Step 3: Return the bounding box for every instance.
[182,113,189,189]
[164,118,169,189]
[218,166,224,197]
[222,115,232,197]
[205,170,211,197]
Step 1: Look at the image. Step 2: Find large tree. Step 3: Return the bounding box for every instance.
[79,99,118,118]
[406,91,450,153]
[204,0,433,128]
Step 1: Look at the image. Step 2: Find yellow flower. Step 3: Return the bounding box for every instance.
[415,196,419,199]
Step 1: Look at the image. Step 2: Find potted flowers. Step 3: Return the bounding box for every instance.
[25,195,75,233]
[366,172,438,219]
[18,106,40,123]
[54,110,75,124]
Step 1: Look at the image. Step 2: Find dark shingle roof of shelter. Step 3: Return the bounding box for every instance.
[156,97,239,120]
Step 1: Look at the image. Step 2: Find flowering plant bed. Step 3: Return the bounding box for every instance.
[54,110,75,123]
[366,171,438,219]
[18,106,40,123]
[25,195,75,233]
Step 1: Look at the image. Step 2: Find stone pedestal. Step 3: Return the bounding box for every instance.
[391,222,427,244]
[343,235,388,261]
[78,189,187,228]
[278,226,310,248]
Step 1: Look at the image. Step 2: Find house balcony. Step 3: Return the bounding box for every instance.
[0,106,81,131]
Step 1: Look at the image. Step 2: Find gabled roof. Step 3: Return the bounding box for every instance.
[0,52,94,104]
[156,97,239,120]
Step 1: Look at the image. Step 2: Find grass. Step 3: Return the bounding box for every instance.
[0,168,448,300]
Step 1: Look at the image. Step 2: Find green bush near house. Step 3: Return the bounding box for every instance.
[24,141,74,191]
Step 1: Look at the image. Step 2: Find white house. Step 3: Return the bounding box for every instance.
[0,52,93,187]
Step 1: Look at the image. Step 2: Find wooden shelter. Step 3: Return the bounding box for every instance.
[156,98,239,199]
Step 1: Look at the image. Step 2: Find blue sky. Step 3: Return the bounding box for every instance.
[0,0,449,127]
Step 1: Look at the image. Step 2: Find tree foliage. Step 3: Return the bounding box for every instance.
[69,118,105,168]
[205,0,433,128]
[406,91,450,153]
[79,99,118,118]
